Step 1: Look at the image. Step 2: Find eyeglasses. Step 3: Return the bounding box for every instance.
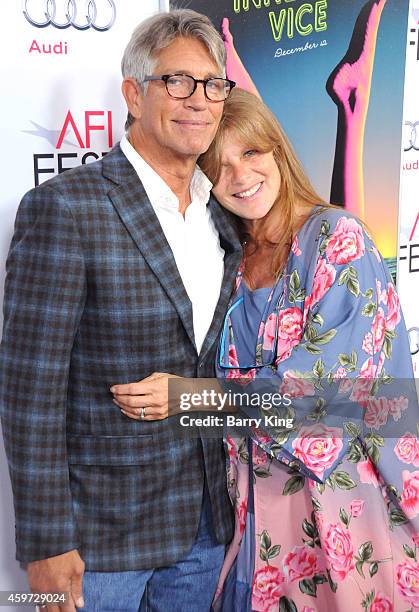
[218,276,287,371]
[218,296,281,370]
[142,74,236,102]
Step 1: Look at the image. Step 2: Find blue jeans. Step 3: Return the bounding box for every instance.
[81,488,225,611]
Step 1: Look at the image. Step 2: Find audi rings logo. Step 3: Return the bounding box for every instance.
[408,327,419,356]
[23,0,116,31]
[403,121,419,152]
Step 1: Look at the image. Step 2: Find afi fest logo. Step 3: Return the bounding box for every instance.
[399,214,419,362]
[30,110,114,186]
[23,0,116,31]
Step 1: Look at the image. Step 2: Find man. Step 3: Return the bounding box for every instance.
[0,10,241,611]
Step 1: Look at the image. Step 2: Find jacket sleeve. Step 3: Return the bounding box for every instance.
[223,212,418,487]
[0,184,86,562]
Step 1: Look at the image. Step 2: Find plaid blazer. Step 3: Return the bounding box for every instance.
[0,145,242,570]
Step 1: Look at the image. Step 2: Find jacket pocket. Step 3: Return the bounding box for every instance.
[67,433,155,466]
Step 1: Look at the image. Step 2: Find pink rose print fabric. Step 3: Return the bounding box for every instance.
[252,565,285,611]
[214,208,418,612]
[400,470,419,519]
[304,256,336,311]
[291,425,343,479]
[275,307,304,361]
[394,433,419,467]
[324,216,365,264]
[283,546,324,582]
[396,561,419,608]
[322,523,355,581]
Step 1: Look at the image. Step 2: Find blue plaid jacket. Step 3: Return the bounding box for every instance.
[0,145,242,570]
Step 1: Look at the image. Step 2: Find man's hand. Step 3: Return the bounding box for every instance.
[111,372,181,420]
[28,549,85,611]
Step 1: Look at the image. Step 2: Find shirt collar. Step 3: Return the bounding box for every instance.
[120,135,212,213]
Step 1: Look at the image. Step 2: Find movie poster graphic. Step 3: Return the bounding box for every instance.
[183,0,409,272]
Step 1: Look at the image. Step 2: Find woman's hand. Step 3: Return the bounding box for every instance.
[111,372,181,421]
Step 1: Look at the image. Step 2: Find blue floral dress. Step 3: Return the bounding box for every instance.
[214,206,419,612]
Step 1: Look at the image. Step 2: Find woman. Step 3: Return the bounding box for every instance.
[198,88,418,612]
[115,90,418,611]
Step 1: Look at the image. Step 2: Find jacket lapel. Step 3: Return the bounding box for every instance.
[199,196,242,364]
[102,146,196,349]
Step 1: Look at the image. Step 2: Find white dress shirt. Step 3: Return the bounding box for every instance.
[120,135,225,354]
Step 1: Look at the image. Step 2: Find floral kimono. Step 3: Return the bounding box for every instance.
[214,207,419,612]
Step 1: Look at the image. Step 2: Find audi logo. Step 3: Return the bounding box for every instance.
[403,121,419,152]
[23,0,116,31]
[408,327,419,356]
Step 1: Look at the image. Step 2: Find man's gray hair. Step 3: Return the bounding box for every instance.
[121,9,226,130]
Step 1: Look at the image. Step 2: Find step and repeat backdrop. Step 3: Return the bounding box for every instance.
[184,0,419,379]
[399,1,419,374]
[0,0,161,605]
[186,0,409,264]
[0,0,417,605]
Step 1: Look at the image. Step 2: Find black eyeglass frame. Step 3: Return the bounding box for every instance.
[142,73,236,101]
